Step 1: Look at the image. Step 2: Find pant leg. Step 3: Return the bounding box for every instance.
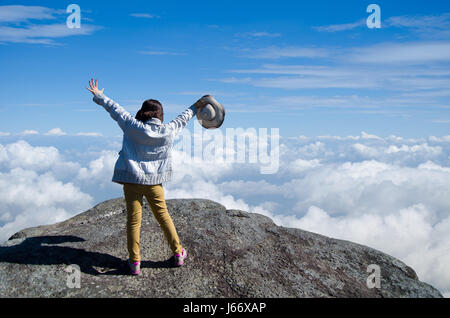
[123,183,143,263]
[144,184,183,255]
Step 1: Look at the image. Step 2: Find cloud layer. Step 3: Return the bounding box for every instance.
[169,132,450,296]
[0,131,449,297]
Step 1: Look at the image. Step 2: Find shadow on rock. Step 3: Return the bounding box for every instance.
[0,235,174,275]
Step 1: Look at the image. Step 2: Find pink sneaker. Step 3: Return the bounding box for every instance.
[174,248,187,267]
[128,260,141,275]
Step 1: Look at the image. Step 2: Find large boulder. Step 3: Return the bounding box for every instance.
[0,198,443,297]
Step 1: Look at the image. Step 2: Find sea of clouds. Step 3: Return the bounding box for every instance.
[0,130,449,297]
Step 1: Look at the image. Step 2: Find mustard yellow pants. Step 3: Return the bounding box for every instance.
[123,183,183,263]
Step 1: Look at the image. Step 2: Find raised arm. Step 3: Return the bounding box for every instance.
[87,79,211,137]
[166,105,198,136]
[87,79,143,132]
[166,95,212,136]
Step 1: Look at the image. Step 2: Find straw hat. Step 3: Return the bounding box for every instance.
[196,95,225,129]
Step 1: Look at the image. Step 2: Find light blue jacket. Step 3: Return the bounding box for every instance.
[93,93,197,185]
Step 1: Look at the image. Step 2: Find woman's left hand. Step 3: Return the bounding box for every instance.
[86,78,104,96]
[194,95,213,110]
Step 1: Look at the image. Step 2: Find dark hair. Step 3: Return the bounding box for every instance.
[136,99,164,123]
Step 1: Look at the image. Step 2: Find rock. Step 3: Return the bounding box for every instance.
[0,198,443,297]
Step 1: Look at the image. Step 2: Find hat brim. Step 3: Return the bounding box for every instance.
[197,97,225,129]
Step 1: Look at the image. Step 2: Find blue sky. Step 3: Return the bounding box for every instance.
[1,0,450,138]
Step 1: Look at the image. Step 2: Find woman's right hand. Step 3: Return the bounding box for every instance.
[86,78,105,96]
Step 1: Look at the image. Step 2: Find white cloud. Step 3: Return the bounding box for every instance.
[0,168,93,242]
[75,132,103,137]
[1,134,450,296]
[0,140,93,241]
[348,42,450,64]
[0,140,60,171]
[0,5,56,23]
[0,168,90,212]
[317,135,360,141]
[385,143,443,156]
[283,159,450,218]
[129,13,159,19]
[429,135,450,142]
[241,46,330,59]
[14,129,103,137]
[0,23,101,45]
[76,150,118,186]
[252,75,377,89]
[0,5,101,44]
[139,50,185,56]
[418,160,450,173]
[352,143,379,157]
[296,141,331,158]
[313,13,450,37]
[385,13,450,38]
[386,13,450,29]
[290,158,321,173]
[45,128,66,136]
[314,19,366,32]
[225,62,450,95]
[21,130,39,135]
[361,131,383,140]
[237,31,281,38]
[217,180,282,198]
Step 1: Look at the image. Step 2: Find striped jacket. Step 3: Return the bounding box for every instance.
[93,93,197,185]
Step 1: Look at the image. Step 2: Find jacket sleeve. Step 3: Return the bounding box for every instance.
[166,105,198,136]
[93,92,198,136]
[93,93,143,132]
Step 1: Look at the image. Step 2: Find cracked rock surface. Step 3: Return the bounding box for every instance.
[0,198,443,298]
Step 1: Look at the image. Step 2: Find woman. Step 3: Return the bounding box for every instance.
[86,79,208,275]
